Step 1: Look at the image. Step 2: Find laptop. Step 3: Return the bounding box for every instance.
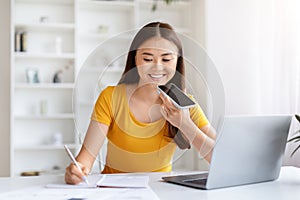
[162,115,292,190]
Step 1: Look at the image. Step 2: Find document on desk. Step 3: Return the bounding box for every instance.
[0,185,159,200]
[1,174,157,200]
[97,174,149,188]
[46,174,149,188]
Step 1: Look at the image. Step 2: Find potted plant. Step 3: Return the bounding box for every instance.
[287,114,300,157]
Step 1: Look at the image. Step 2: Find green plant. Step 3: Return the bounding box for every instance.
[152,0,175,11]
[287,114,300,157]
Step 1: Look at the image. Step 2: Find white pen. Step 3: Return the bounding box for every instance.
[64,144,89,185]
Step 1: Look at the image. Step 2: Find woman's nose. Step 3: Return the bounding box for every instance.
[152,63,164,70]
[151,58,163,68]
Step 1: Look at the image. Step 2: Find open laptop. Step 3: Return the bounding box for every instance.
[162,115,292,190]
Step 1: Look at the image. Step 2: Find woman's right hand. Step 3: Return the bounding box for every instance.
[65,162,89,185]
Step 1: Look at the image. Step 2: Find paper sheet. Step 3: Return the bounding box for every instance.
[45,174,99,189]
[46,174,149,189]
[22,174,158,200]
[97,175,149,188]
[0,186,159,200]
[45,183,96,189]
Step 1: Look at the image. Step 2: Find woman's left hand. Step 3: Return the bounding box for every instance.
[159,93,192,129]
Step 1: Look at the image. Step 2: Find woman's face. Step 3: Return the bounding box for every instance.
[135,37,178,86]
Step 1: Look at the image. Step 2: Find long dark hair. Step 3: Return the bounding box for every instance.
[118,22,190,149]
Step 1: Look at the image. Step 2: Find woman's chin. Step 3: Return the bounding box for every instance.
[150,78,169,85]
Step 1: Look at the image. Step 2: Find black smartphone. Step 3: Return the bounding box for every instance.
[157,83,196,109]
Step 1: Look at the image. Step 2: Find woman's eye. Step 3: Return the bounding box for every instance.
[162,58,171,62]
[143,58,152,62]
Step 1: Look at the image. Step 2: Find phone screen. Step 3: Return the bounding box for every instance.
[158,84,196,109]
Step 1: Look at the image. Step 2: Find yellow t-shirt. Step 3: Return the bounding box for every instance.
[91,84,209,174]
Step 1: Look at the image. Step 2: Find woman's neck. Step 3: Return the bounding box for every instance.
[134,83,160,103]
[126,83,163,123]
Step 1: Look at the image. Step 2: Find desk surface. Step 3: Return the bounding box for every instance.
[0,166,300,200]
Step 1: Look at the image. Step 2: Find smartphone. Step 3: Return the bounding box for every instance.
[157,83,196,109]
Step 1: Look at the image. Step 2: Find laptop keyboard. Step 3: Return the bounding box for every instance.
[183,178,207,185]
[182,173,208,185]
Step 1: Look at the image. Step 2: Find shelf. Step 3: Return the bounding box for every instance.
[14,52,75,59]
[15,22,75,31]
[14,113,75,120]
[78,0,135,10]
[15,0,73,5]
[81,67,123,73]
[15,143,79,150]
[15,83,75,89]
[78,32,133,42]
[139,0,191,9]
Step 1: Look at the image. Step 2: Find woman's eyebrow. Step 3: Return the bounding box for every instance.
[141,52,175,56]
[161,52,175,56]
[141,52,153,56]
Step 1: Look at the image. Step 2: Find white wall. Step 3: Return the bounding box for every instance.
[187,0,260,171]
[0,0,12,177]
[178,0,260,170]
[204,0,260,115]
[202,0,300,167]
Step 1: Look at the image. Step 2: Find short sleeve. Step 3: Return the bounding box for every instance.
[91,86,114,126]
[188,96,209,128]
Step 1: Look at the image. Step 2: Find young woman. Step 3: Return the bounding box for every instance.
[65,22,216,184]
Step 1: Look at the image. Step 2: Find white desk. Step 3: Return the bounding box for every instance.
[0,166,300,200]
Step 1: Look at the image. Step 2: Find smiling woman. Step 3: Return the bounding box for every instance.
[65,22,217,184]
[135,38,178,86]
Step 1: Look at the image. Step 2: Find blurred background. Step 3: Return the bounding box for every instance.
[0,0,299,177]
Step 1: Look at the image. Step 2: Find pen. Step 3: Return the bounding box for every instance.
[64,144,89,185]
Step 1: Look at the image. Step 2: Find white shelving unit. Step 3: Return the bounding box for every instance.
[14,52,75,59]
[11,0,194,176]
[11,0,77,176]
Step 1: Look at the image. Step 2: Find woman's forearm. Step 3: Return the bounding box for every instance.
[179,120,215,163]
[76,120,109,172]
